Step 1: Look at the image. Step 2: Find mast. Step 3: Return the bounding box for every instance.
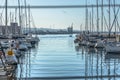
[5,0,8,35]
[101,0,103,33]
[24,0,27,34]
[100,0,103,77]
[18,0,21,35]
[92,5,94,33]
[28,5,31,34]
[96,0,99,34]
[85,0,88,32]
[108,0,111,37]
[15,8,17,23]
[86,1,88,32]
[114,0,116,33]
[90,12,91,32]
[80,24,82,33]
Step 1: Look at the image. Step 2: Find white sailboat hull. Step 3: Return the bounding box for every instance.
[104,43,120,53]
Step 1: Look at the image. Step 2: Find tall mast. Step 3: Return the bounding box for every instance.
[5,0,8,35]
[18,0,21,35]
[24,0,27,34]
[92,5,94,33]
[85,0,87,31]
[85,0,88,32]
[108,0,111,37]
[96,0,99,34]
[15,8,17,23]
[114,0,116,33]
[90,12,91,32]
[28,5,31,34]
[101,0,103,33]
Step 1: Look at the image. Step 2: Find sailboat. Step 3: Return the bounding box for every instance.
[103,0,120,53]
[25,5,40,46]
[104,41,120,53]
[0,0,18,78]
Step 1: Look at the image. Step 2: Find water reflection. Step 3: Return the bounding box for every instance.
[75,46,80,53]
[105,53,120,60]
[17,35,120,80]
[75,44,120,80]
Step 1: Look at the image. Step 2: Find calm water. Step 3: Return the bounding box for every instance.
[16,34,120,80]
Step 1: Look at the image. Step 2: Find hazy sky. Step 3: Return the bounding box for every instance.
[25,0,85,30]
[0,0,120,31]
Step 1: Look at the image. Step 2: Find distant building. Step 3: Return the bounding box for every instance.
[0,22,21,35]
[67,26,73,34]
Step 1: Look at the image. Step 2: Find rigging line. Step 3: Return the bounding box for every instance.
[114,0,117,33]
[109,6,120,32]
[0,7,4,25]
[107,0,115,29]
[30,9,37,33]
[104,15,109,31]
[109,0,117,32]
[116,17,120,31]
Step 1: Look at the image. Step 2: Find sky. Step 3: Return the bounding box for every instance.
[0,0,120,31]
